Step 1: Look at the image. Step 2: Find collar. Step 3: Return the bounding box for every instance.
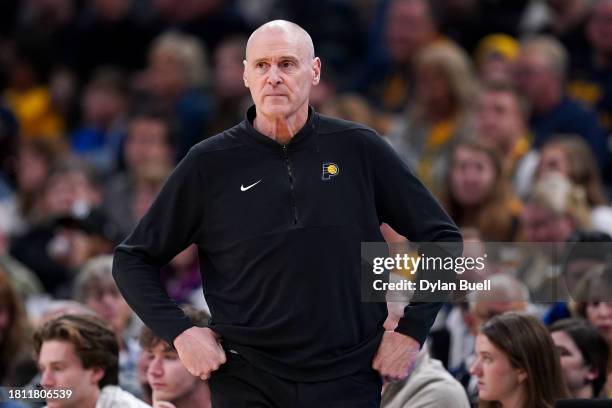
[242,105,318,151]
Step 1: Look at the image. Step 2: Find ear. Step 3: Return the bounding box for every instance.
[90,367,105,386]
[585,366,599,382]
[243,59,249,88]
[517,368,527,384]
[312,57,321,86]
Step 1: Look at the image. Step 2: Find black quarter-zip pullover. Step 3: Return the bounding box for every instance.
[113,106,462,381]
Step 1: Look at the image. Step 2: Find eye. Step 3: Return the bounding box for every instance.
[281,60,295,68]
[255,62,267,69]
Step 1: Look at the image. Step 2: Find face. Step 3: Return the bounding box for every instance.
[551,330,597,397]
[538,145,570,179]
[588,1,612,54]
[148,48,187,98]
[243,28,320,122]
[38,340,103,408]
[513,50,552,103]
[520,204,574,242]
[146,342,201,403]
[450,146,496,207]
[385,0,434,63]
[415,65,451,113]
[17,146,50,193]
[475,90,523,151]
[125,118,172,171]
[84,280,132,334]
[43,171,101,217]
[586,301,612,344]
[214,42,248,100]
[470,334,526,403]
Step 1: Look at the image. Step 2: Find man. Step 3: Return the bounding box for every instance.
[357,0,439,113]
[381,302,470,408]
[513,35,608,171]
[113,20,461,406]
[549,318,609,398]
[140,306,211,408]
[473,81,538,197]
[34,314,150,408]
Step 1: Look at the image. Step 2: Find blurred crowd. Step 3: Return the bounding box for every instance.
[2,0,612,407]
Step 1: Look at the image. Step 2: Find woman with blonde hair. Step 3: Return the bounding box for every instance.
[442,137,521,241]
[470,312,568,407]
[387,41,477,193]
[520,173,591,243]
[537,135,607,207]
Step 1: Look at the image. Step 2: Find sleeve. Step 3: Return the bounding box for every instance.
[364,130,463,346]
[112,147,206,345]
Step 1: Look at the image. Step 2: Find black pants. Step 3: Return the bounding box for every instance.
[209,350,382,408]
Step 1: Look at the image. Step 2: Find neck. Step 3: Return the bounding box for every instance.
[173,383,211,408]
[253,104,309,144]
[500,386,526,408]
[533,86,562,115]
[573,384,594,398]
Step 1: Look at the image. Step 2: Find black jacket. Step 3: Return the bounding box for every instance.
[113,106,461,381]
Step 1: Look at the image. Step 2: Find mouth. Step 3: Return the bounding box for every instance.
[151,383,166,389]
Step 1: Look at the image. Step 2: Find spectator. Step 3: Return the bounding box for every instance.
[0,267,37,386]
[73,255,141,398]
[473,81,538,197]
[448,273,531,404]
[10,160,105,297]
[568,0,612,136]
[513,35,608,171]
[474,34,520,83]
[536,136,612,236]
[550,318,609,398]
[34,314,150,407]
[572,264,612,396]
[520,173,591,243]
[103,109,174,240]
[381,301,470,408]
[442,138,522,241]
[140,305,211,408]
[9,138,66,234]
[356,0,440,114]
[69,67,128,177]
[3,34,65,140]
[470,312,569,407]
[209,36,251,135]
[137,30,214,160]
[543,231,612,325]
[539,0,592,67]
[537,136,607,207]
[387,41,476,192]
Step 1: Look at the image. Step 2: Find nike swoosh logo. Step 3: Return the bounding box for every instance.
[240,180,261,191]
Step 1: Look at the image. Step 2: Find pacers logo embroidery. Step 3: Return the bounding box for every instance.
[322,163,340,180]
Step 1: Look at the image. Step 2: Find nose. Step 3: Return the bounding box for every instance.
[147,356,163,378]
[267,65,282,86]
[40,368,55,388]
[469,357,482,377]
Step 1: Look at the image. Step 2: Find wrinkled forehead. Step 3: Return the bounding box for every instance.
[246,28,313,62]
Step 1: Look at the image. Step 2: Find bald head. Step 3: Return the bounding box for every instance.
[246,20,315,61]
